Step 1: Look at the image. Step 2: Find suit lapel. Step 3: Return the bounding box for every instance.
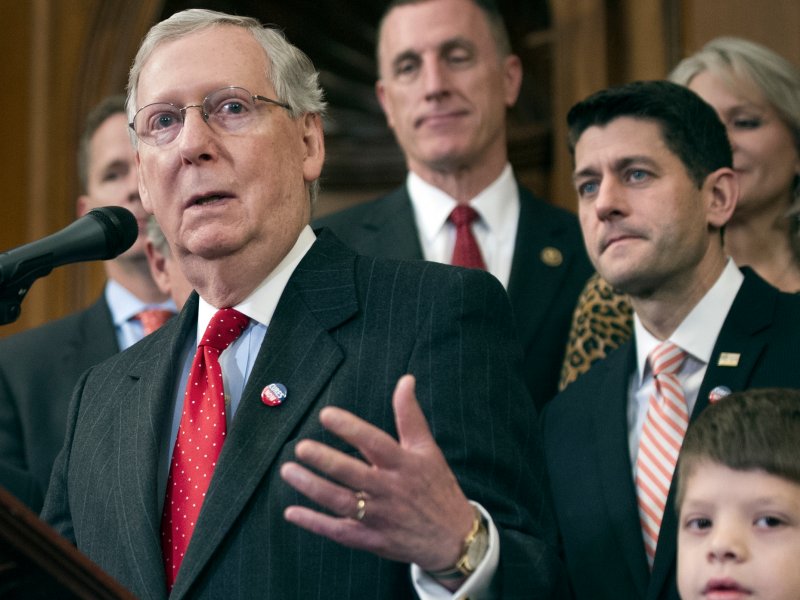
[115,297,199,600]
[592,343,650,597]
[648,270,775,599]
[351,186,424,260]
[61,297,120,372]
[506,187,580,349]
[171,233,358,598]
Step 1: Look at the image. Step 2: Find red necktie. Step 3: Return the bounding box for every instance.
[161,308,249,590]
[449,205,486,270]
[136,308,175,335]
[635,341,688,568]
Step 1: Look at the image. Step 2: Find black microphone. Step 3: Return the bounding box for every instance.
[0,206,139,288]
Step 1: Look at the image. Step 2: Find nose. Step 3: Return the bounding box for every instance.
[176,106,216,165]
[594,178,628,222]
[707,523,748,563]
[422,57,449,102]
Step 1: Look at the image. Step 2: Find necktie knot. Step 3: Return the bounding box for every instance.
[448,205,486,270]
[649,341,686,378]
[201,308,249,351]
[136,308,175,335]
[449,205,480,227]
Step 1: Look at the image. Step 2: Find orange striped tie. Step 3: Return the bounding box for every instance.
[635,341,688,568]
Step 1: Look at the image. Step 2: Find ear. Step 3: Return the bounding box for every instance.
[502,54,523,108]
[704,167,738,230]
[135,152,154,214]
[375,80,396,130]
[301,112,325,184]
[144,240,172,297]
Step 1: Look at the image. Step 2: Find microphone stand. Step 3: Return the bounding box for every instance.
[0,258,55,325]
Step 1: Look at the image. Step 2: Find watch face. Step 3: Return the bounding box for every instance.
[465,522,489,571]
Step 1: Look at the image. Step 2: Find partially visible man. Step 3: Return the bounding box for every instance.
[0,96,175,511]
[145,215,193,310]
[542,81,800,599]
[315,0,592,410]
[42,10,561,599]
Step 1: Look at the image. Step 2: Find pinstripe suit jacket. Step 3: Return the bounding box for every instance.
[42,230,563,600]
[0,297,119,511]
[314,184,594,412]
[541,268,800,600]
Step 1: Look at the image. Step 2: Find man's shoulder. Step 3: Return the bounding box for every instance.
[353,248,505,295]
[0,298,108,358]
[544,342,633,419]
[313,186,407,230]
[517,186,583,236]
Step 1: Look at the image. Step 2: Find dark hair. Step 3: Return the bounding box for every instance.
[675,388,800,509]
[77,94,127,194]
[567,80,732,189]
[377,0,512,66]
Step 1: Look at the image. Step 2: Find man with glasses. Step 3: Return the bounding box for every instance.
[42,9,562,599]
[0,95,175,511]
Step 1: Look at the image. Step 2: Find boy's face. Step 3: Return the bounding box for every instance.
[678,461,800,600]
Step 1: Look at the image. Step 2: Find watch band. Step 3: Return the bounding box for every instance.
[427,507,487,580]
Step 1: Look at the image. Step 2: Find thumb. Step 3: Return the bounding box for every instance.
[393,374,434,450]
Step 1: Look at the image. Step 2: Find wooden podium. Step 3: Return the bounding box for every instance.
[0,486,136,599]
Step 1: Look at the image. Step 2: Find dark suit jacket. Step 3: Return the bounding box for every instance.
[540,268,800,600]
[42,231,564,600]
[314,184,593,411]
[0,297,119,510]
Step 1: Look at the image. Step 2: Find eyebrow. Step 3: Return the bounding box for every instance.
[391,49,420,71]
[573,155,659,182]
[389,36,475,70]
[98,158,131,175]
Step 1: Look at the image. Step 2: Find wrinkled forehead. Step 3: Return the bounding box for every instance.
[137,25,272,106]
[574,118,669,171]
[377,0,494,68]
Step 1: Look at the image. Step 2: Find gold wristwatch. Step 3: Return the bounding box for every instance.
[428,507,489,580]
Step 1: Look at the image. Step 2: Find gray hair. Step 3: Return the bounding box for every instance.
[126,8,327,203]
[669,37,800,259]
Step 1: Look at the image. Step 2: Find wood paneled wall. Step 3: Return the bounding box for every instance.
[2,0,799,337]
[0,0,161,337]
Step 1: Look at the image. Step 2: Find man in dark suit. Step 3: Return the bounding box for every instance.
[541,80,800,600]
[315,0,593,411]
[0,96,174,511]
[42,10,562,599]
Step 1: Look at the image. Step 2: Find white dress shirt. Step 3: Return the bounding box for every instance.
[407,164,519,288]
[160,225,491,599]
[627,259,744,467]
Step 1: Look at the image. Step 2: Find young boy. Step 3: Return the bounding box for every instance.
[675,388,800,600]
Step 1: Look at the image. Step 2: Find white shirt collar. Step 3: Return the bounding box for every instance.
[406,163,516,244]
[196,225,316,343]
[634,259,744,384]
[105,278,176,325]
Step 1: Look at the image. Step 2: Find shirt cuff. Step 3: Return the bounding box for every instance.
[410,501,500,600]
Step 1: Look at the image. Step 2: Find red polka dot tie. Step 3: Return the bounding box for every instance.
[449,205,486,270]
[161,308,249,590]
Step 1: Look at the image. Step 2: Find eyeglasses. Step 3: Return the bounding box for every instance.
[129,86,292,146]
